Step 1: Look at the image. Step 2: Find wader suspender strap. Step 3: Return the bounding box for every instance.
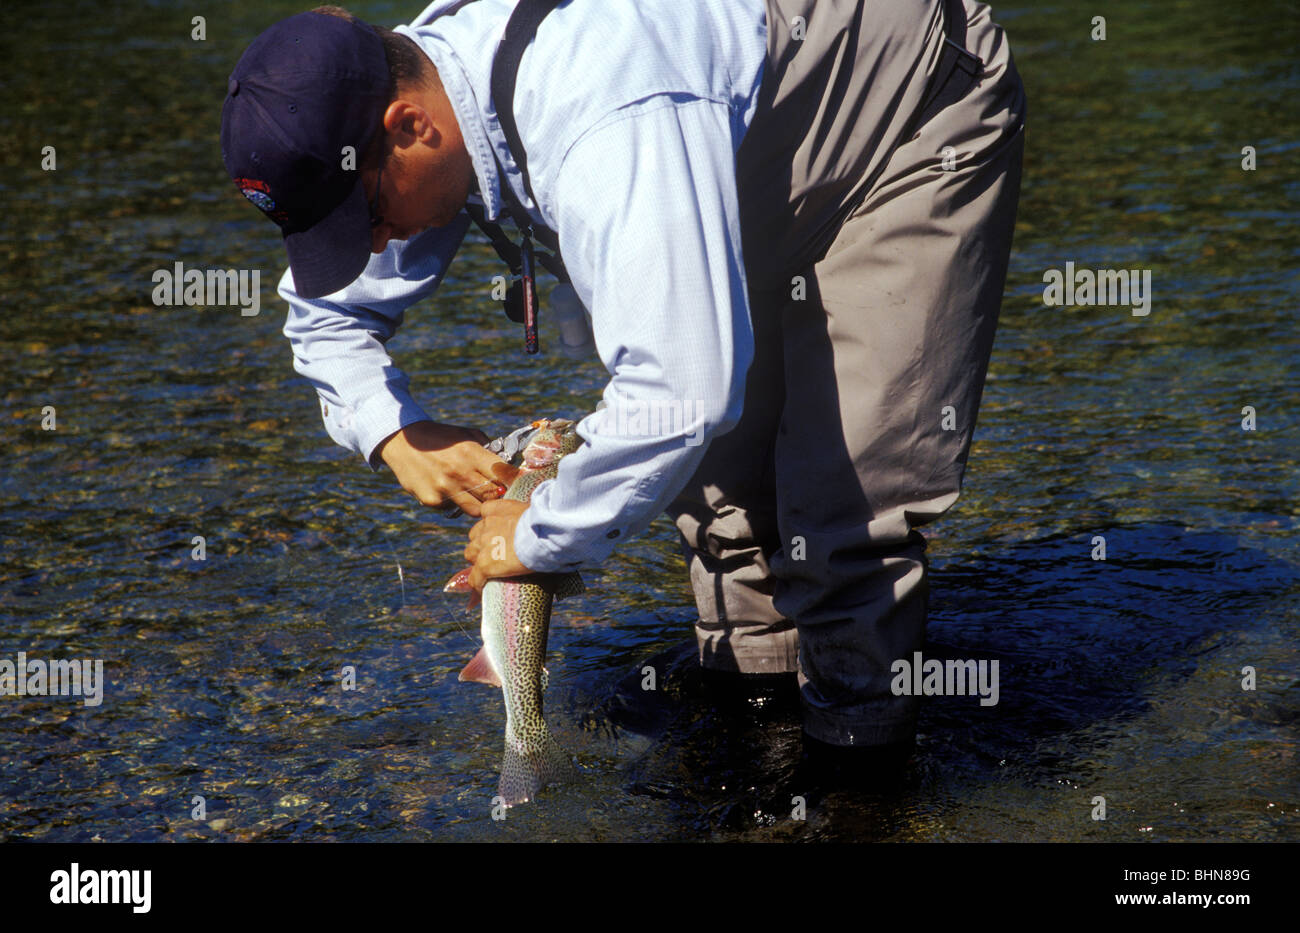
[463,0,567,276]
[460,0,568,352]
[464,200,522,272]
[919,0,982,126]
[491,0,565,256]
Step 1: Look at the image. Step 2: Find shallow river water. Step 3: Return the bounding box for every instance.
[0,0,1296,841]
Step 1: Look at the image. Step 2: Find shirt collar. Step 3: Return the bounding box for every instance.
[394,24,506,222]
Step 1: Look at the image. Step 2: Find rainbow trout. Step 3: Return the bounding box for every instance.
[445,418,583,806]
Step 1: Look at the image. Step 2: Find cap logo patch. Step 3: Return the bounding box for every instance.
[235,177,276,212]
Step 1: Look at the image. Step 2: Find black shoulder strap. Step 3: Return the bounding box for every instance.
[490,0,565,259]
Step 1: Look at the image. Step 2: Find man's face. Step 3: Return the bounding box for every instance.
[361,93,474,254]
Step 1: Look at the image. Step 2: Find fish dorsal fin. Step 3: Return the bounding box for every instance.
[553,572,585,601]
[458,647,502,687]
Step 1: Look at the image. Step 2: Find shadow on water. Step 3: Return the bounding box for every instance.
[566,524,1298,841]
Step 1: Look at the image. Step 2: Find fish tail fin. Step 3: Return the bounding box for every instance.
[498,730,577,807]
[537,730,579,785]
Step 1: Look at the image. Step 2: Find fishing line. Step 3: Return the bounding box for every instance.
[375,512,483,651]
[438,587,482,651]
[379,457,526,651]
[374,531,408,610]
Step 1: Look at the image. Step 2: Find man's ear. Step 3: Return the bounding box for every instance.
[383,98,440,148]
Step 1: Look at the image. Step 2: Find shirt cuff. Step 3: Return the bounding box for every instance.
[352,386,434,470]
[514,487,586,573]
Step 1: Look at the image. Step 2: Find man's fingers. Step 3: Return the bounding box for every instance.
[479,499,517,517]
[444,473,507,517]
[447,489,484,517]
[461,472,504,500]
[384,423,515,517]
[489,462,521,487]
[462,501,529,592]
[461,441,520,485]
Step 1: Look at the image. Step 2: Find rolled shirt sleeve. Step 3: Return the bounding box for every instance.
[514,97,755,572]
[279,213,470,466]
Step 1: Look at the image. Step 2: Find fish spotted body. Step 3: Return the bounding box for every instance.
[446,418,583,806]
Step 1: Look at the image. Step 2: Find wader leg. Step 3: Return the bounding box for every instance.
[669,1,1025,745]
[667,297,798,675]
[775,1,1026,746]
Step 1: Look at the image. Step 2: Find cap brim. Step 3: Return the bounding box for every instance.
[284,178,373,300]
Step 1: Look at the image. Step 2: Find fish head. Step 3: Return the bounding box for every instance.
[522,418,581,470]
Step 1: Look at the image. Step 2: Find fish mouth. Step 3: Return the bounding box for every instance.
[520,418,578,470]
[517,421,579,470]
[522,438,561,469]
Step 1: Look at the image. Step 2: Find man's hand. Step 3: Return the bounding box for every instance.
[465,499,533,590]
[377,421,520,517]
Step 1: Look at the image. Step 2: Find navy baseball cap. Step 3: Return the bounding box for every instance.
[221,11,391,299]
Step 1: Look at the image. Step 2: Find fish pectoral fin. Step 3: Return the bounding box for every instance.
[445,567,482,608]
[443,567,474,593]
[458,647,503,687]
[553,571,585,601]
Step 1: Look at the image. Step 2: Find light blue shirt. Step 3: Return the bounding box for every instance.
[278,0,768,572]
